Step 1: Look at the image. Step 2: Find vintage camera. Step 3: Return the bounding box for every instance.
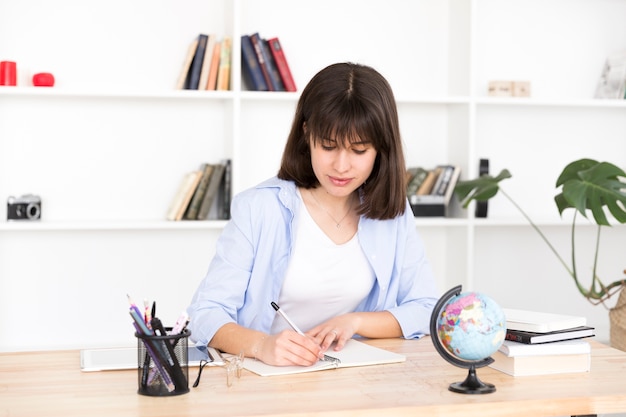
[7,194,42,220]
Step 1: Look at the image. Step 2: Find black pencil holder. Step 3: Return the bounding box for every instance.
[135,328,190,396]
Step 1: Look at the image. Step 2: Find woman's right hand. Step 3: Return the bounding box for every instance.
[257,330,323,366]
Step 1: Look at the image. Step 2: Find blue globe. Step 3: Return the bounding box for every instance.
[436,291,506,361]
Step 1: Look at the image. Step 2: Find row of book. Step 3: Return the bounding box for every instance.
[241,32,296,92]
[177,34,232,91]
[166,160,231,221]
[489,308,595,376]
[406,165,461,217]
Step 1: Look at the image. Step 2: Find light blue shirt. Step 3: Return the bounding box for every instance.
[187,177,440,347]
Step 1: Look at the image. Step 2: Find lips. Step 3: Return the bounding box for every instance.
[328,176,352,187]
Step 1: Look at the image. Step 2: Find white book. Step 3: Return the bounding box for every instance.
[243,339,406,377]
[502,308,587,333]
[498,339,591,357]
[489,350,591,376]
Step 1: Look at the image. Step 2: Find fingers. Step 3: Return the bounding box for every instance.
[268,331,322,366]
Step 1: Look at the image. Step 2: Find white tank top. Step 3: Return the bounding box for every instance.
[270,191,376,334]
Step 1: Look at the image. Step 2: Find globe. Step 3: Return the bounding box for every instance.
[430,285,506,394]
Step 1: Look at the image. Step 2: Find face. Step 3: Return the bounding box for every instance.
[309,135,377,198]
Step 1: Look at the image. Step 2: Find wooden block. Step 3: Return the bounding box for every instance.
[488,80,513,96]
[513,80,531,97]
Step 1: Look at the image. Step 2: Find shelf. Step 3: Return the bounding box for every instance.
[0,87,235,100]
[0,220,228,231]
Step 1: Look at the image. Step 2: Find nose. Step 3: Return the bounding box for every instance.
[334,148,351,173]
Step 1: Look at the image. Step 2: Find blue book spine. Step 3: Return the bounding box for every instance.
[241,35,268,91]
[186,34,208,90]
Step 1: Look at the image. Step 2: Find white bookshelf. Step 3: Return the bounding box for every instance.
[0,0,624,351]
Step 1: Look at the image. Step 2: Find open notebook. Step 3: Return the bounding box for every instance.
[243,339,406,376]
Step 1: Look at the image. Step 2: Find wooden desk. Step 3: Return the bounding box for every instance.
[1,338,625,417]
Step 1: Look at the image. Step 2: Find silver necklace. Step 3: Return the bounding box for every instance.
[309,189,354,229]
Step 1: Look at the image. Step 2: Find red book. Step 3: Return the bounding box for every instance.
[267,37,297,92]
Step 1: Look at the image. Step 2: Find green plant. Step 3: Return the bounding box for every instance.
[454,158,626,306]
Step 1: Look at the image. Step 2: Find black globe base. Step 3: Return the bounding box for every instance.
[448,366,495,395]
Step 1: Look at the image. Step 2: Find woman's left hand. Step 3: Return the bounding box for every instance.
[306,313,361,352]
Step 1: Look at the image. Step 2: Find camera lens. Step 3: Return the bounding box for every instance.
[26,203,41,220]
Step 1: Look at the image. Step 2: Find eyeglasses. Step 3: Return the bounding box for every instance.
[193,350,244,388]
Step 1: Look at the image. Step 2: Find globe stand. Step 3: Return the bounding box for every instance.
[429,285,500,395]
[449,365,495,394]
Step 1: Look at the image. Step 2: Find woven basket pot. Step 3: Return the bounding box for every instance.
[609,289,626,351]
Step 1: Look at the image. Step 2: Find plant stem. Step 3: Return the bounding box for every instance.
[499,189,573,276]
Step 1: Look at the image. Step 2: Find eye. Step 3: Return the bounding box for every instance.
[320,138,336,151]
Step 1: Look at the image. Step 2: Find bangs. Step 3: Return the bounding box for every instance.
[307,101,380,148]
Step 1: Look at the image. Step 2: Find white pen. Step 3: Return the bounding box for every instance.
[271,301,305,336]
[271,301,341,365]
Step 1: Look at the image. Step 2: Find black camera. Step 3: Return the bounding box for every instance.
[7,194,42,220]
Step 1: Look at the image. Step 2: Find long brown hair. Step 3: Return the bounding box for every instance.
[278,62,407,220]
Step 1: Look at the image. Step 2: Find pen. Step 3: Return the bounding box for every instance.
[271,301,305,336]
[270,301,341,365]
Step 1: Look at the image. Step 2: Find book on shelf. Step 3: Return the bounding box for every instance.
[502,308,587,333]
[416,168,439,195]
[217,159,232,220]
[505,326,595,345]
[249,33,276,91]
[261,38,285,91]
[166,170,203,221]
[409,165,461,217]
[197,162,226,220]
[489,339,591,376]
[185,34,209,90]
[183,163,214,220]
[241,34,269,91]
[175,37,199,90]
[267,37,297,92]
[205,40,221,90]
[243,339,405,377]
[216,37,231,91]
[198,34,217,90]
[406,167,429,196]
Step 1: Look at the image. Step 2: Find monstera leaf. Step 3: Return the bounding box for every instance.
[454,158,626,304]
[555,159,626,226]
[455,169,512,208]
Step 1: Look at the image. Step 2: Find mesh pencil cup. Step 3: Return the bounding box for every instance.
[135,328,190,396]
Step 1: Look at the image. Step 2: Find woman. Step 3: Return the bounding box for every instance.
[187,62,439,367]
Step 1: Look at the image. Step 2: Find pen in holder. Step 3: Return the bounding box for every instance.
[135,328,190,396]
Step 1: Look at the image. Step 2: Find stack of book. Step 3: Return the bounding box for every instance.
[166,160,231,221]
[176,33,232,91]
[405,165,461,217]
[241,32,296,92]
[489,308,595,376]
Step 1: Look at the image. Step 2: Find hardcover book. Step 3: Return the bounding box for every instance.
[175,37,199,90]
[489,350,590,376]
[489,339,591,376]
[198,34,217,90]
[205,40,221,90]
[216,37,231,91]
[502,308,587,333]
[186,34,209,90]
[184,163,214,220]
[166,170,203,221]
[241,34,268,91]
[497,339,591,357]
[249,33,274,91]
[505,326,595,344]
[267,37,297,92]
[197,162,226,220]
